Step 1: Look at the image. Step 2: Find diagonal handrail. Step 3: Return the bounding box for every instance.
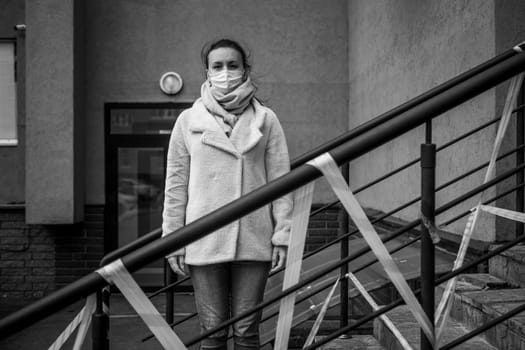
[1,45,524,341]
[141,141,525,343]
[182,161,525,346]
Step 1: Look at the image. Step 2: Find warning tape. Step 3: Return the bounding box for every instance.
[347,272,414,350]
[274,182,315,350]
[302,277,340,348]
[435,73,524,342]
[96,259,187,350]
[479,205,525,223]
[47,294,96,350]
[308,153,435,348]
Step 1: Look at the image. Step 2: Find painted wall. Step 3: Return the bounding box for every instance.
[0,0,25,204]
[25,0,84,223]
[347,0,500,241]
[494,0,525,241]
[84,0,349,204]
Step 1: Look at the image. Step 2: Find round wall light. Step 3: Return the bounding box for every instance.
[160,72,183,95]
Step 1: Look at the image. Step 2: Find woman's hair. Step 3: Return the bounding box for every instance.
[201,38,252,72]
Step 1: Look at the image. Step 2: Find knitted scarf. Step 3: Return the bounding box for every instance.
[201,77,256,136]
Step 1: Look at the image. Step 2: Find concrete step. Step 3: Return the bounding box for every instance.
[489,244,525,288]
[313,335,385,349]
[373,305,498,350]
[441,274,525,350]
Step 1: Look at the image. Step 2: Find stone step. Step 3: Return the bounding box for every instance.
[441,274,525,350]
[489,244,525,288]
[374,305,498,350]
[313,335,385,350]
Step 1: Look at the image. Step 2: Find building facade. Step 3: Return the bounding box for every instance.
[1,0,524,307]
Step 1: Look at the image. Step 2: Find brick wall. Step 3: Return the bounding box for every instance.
[0,205,104,311]
[0,207,56,310]
[0,203,340,310]
[55,206,104,288]
[305,204,342,253]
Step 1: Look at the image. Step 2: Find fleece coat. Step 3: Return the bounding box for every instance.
[162,98,293,265]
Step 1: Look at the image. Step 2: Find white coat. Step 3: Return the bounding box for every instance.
[162,98,293,265]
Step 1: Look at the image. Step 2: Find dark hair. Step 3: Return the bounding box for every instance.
[201,38,252,72]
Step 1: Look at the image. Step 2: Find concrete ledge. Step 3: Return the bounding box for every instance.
[314,335,385,350]
[374,305,497,350]
[489,245,525,287]
[444,278,525,350]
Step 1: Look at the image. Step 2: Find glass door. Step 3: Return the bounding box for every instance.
[105,103,191,287]
[117,147,165,285]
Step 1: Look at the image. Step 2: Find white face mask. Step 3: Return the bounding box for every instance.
[208,69,245,94]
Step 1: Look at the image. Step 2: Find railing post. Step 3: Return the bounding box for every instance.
[92,289,109,350]
[339,162,350,337]
[516,81,524,238]
[420,124,436,350]
[165,258,175,325]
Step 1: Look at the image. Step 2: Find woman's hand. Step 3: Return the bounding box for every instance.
[167,255,188,277]
[271,246,287,273]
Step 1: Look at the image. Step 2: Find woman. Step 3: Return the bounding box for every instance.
[162,38,293,350]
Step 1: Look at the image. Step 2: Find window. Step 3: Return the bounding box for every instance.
[0,40,17,146]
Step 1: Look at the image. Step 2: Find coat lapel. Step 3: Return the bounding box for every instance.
[189,102,240,157]
[189,99,265,157]
[229,103,264,155]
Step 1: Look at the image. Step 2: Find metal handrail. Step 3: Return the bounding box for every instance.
[141,143,525,343]
[183,162,525,346]
[1,45,524,340]
[153,116,523,300]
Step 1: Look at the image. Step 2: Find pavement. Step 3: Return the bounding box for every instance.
[0,293,201,350]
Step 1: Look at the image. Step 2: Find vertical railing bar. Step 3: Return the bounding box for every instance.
[420,138,436,350]
[164,259,175,325]
[339,162,350,337]
[516,81,524,238]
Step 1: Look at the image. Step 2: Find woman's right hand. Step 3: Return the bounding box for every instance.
[168,255,188,276]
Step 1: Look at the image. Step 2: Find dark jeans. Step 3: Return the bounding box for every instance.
[188,261,271,350]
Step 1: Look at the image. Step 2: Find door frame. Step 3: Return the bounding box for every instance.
[104,102,191,256]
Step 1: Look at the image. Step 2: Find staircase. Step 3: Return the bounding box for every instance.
[370,244,525,350]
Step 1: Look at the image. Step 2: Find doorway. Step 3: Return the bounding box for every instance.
[105,102,191,287]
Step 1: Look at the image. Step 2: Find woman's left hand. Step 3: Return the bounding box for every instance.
[271,246,287,272]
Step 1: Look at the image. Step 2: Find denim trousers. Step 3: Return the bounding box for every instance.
[188,261,271,350]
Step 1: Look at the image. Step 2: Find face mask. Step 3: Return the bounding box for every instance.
[208,69,245,94]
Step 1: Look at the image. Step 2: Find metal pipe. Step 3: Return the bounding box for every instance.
[420,144,436,350]
[164,259,175,325]
[1,49,524,340]
[339,163,350,335]
[517,82,524,238]
[91,290,109,350]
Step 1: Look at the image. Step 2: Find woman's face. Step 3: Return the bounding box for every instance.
[207,47,244,74]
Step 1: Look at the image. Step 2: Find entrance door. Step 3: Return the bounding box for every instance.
[105,102,191,287]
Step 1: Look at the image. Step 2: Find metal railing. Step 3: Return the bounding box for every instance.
[1,42,525,350]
